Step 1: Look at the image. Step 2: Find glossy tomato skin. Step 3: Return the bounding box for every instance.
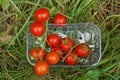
[34,61,49,76]
[75,43,90,57]
[65,51,78,65]
[34,8,50,22]
[60,38,74,52]
[47,34,60,47]
[30,48,45,60]
[52,47,62,54]
[46,51,60,65]
[54,13,66,26]
[52,47,63,59]
[30,22,45,36]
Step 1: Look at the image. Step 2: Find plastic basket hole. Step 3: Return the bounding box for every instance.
[79,37,82,40]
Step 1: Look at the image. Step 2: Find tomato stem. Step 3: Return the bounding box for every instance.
[48,29,54,33]
[56,12,73,20]
[41,7,55,49]
[40,57,43,61]
[62,44,78,63]
[82,44,88,51]
[50,7,55,13]
[41,21,48,49]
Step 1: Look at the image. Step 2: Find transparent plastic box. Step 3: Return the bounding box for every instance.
[26,23,101,67]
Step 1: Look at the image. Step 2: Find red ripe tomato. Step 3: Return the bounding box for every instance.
[52,47,62,54]
[47,34,60,47]
[34,8,50,22]
[52,47,62,59]
[53,13,67,26]
[46,51,60,65]
[30,22,45,36]
[60,38,74,52]
[30,48,45,60]
[34,61,49,76]
[65,51,78,65]
[75,43,90,57]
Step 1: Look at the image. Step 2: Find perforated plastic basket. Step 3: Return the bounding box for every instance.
[26,23,101,67]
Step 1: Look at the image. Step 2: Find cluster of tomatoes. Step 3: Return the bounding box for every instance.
[29,8,90,76]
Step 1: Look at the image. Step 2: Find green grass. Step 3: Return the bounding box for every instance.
[0,0,120,80]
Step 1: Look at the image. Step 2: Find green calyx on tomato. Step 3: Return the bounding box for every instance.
[82,44,89,51]
[30,48,45,60]
[60,38,74,52]
[62,38,69,44]
[75,43,90,58]
[73,55,78,61]
[65,51,78,65]
[52,47,62,55]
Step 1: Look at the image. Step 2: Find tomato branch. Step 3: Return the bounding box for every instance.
[62,44,78,63]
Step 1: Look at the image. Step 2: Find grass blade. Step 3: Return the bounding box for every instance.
[7,0,41,49]
[55,0,64,9]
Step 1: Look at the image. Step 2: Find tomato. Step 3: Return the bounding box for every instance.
[30,48,45,60]
[65,51,78,65]
[46,51,60,65]
[34,61,49,76]
[47,34,60,47]
[52,47,62,54]
[52,47,63,59]
[60,38,74,52]
[53,13,67,26]
[34,8,50,22]
[30,22,45,36]
[75,43,90,57]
